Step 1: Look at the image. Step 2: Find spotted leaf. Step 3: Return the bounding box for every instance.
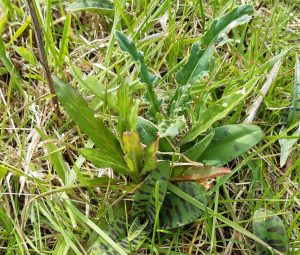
[90,217,148,255]
[160,182,206,229]
[253,209,288,254]
[132,161,170,223]
[198,124,262,166]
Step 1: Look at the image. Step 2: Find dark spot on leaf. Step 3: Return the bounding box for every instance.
[139,190,150,195]
[174,205,183,223]
[233,145,240,152]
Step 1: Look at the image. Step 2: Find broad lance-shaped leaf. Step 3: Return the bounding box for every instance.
[80,148,131,176]
[53,76,124,158]
[253,209,288,254]
[67,0,114,13]
[171,164,231,182]
[181,78,257,144]
[160,182,206,229]
[198,124,262,166]
[115,31,161,115]
[183,131,215,161]
[123,131,144,176]
[176,5,253,85]
[132,161,170,223]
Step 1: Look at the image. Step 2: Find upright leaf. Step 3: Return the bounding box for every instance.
[53,76,123,158]
[160,182,206,229]
[122,131,144,177]
[176,5,253,85]
[115,31,161,116]
[141,138,159,175]
[132,161,170,223]
[253,209,288,254]
[279,127,300,168]
[198,124,262,166]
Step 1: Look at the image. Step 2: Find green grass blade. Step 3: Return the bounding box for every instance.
[168,183,284,255]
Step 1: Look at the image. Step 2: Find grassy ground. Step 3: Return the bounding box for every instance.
[0,0,300,254]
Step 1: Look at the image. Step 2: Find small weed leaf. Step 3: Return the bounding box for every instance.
[176,5,253,86]
[279,126,300,167]
[115,31,161,116]
[198,124,263,166]
[67,0,114,13]
[253,209,288,255]
[160,182,206,229]
[158,115,186,138]
[136,117,158,145]
[132,161,170,223]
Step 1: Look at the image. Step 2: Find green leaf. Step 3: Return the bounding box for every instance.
[279,126,300,168]
[122,131,144,177]
[160,182,206,229]
[183,131,215,161]
[67,0,114,13]
[0,165,8,179]
[136,117,158,145]
[127,217,149,242]
[159,116,186,138]
[198,124,262,166]
[80,148,131,177]
[115,31,161,116]
[253,209,289,254]
[132,161,170,223]
[141,138,159,175]
[36,128,70,183]
[53,76,123,158]
[176,5,253,85]
[181,78,256,144]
